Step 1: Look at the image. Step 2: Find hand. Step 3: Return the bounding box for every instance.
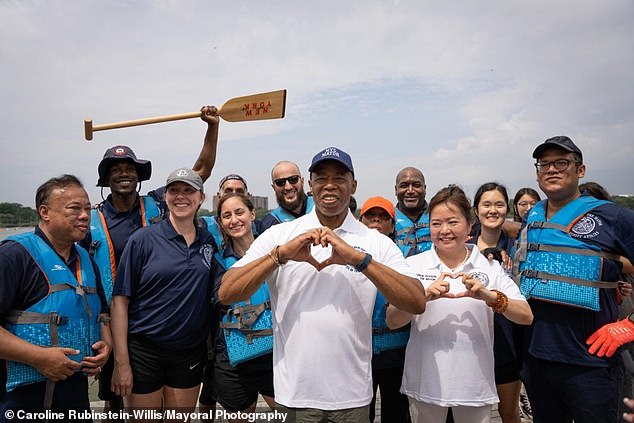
[619,282,633,297]
[426,273,453,301]
[586,317,634,357]
[624,398,634,422]
[314,227,365,270]
[112,362,133,397]
[500,250,513,271]
[453,273,496,302]
[200,105,219,125]
[34,347,82,381]
[80,340,111,376]
[278,229,324,271]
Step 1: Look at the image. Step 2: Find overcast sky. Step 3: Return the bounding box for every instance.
[1,1,632,210]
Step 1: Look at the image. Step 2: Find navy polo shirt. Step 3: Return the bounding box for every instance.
[113,218,215,350]
[80,188,166,267]
[524,200,634,367]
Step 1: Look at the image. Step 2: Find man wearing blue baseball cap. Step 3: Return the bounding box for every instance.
[219,146,426,421]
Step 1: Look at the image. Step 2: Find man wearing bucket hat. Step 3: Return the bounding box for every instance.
[514,136,634,422]
[219,147,426,421]
[81,107,219,417]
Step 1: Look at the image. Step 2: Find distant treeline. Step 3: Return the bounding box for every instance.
[1,197,633,228]
[0,203,39,227]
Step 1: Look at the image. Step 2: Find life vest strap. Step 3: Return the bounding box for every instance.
[525,242,621,261]
[5,310,68,326]
[221,301,271,329]
[49,283,96,318]
[372,325,409,336]
[521,269,621,289]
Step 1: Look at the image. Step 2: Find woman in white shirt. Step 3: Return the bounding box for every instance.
[387,185,533,423]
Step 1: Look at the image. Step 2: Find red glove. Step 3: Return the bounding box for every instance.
[586,317,634,358]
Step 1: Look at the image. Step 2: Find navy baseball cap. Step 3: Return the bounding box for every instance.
[532,136,583,161]
[308,147,354,177]
[97,145,152,187]
[218,174,248,190]
[166,167,204,192]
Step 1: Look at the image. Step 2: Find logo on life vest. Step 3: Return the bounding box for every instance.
[571,216,596,236]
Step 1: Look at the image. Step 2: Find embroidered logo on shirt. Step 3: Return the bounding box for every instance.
[467,271,490,287]
[200,244,213,270]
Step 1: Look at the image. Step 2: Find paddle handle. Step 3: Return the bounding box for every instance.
[84,112,201,141]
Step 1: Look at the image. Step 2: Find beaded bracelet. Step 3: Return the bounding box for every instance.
[487,289,509,314]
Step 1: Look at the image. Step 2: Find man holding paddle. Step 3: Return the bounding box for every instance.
[81,106,220,418]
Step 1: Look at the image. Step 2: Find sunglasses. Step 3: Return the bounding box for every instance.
[273,175,300,187]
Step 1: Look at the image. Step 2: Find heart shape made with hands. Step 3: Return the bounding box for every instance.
[309,243,333,270]
[433,272,475,299]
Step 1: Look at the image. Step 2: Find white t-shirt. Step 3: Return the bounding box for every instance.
[402,245,527,407]
[233,209,418,409]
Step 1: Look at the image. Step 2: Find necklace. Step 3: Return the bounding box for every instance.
[439,246,470,272]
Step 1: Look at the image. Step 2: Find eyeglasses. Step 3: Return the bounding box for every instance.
[273,175,300,187]
[534,159,581,173]
[517,201,537,208]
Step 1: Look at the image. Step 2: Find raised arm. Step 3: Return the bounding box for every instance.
[192,105,220,183]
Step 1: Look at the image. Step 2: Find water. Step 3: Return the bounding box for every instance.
[0,227,34,241]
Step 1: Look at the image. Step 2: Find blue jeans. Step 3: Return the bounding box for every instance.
[522,355,623,423]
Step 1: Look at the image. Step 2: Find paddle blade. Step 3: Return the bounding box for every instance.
[218,89,286,122]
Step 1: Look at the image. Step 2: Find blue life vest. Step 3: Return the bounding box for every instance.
[269,196,314,223]
[5,233,101,391]
[371,292,410,354]
[89,195,160,304]
[200,216,224,251]
[514,197,620,311]
[216,252,273,367]
[395,208,432,256]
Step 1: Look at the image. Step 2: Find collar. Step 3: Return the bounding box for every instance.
[429,244,477,272]
[103,194,141,217]
[305,208,366,234]
[34,226,79,266]
[159,218,210,245]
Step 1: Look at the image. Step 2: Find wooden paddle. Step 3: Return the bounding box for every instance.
[84,89,286,141]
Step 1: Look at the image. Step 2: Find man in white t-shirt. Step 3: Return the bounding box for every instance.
[219,146,426,421]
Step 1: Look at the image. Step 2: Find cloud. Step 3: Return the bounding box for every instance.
[0,1,632,209]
